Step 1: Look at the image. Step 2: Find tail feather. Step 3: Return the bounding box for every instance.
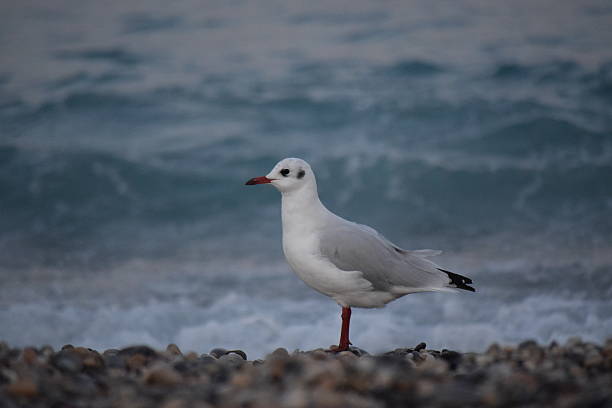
[437,268,476,292]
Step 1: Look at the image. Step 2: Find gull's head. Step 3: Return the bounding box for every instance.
[245,158,315,194]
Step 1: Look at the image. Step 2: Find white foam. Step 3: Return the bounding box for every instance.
[3,284,610,358]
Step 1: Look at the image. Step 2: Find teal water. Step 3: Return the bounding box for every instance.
[1,0,611,357]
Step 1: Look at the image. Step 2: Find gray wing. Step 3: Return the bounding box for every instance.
[318,220,451,293]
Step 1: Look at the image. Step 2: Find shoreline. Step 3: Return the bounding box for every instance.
[1,338,611,407]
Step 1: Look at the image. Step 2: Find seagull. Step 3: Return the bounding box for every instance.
[245,158,475,352]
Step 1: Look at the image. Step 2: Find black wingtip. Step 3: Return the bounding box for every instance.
[437,268,476,292]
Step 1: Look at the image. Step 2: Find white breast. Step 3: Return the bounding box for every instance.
[279,186,397,308]
[282,223,395,308]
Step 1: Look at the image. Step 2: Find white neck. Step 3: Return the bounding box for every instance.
[280,183,330,236]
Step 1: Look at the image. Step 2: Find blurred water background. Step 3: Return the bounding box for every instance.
[1,0,611,357]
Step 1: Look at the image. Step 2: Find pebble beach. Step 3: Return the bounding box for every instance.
[1,338,611,408]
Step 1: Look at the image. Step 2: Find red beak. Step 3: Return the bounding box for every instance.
[245,176,274,185]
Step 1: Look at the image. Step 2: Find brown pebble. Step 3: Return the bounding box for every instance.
[144,364,183,386]
[418,356,448,374]
[166,344,182,356]
[310,350,329,360]
[6,379,38,398]
[21,348,38,365]
[337,351,357,360]
[311,390,345,407]
[118,345,158,358]
[283,388,309,408]
[416,379,436,397]
[185,352,199,361]
[83,354,105,369]
[160,399,187,408]
[127,354,148,370]
[74,346,91,356]
[486,343,501,355]
[265,356,288,380]
[231,370,254,388]
[271,348,290,358]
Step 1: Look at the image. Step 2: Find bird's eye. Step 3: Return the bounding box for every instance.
[280,168,290,177]
[297,170,305,179]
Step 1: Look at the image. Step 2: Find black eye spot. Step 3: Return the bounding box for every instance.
[280,168,290,177]
[297,169,305,179]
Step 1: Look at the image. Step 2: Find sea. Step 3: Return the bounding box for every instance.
[1,0,611,358]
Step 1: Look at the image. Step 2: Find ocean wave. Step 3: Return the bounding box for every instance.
[49,71,141,90]
[584,61,612,102]
[451,117,610,157]
[489,60,612,107]
[0,148,210,264]
[1,122,610,271]
[491,60,579,82]
[121,13,183,34]
[340,27,405,43]
[383,60,445,77]
[289,11,389,25]
[2,286,610,358]
[54,47,146,66]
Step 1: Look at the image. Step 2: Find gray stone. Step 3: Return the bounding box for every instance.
[219,353,246,368]
[226,349,247,360]
[51,350,83,373]
[209,348,228,359]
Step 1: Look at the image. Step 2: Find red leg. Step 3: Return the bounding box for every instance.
[338,306,352,351]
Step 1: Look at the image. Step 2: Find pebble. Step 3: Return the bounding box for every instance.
[410,351,424,363]
[82,354,105,370]
[337,351,358,360]
[309,350,329,360]
[51,349,83,373]
[199,354,217,364]
[103,352,125,369]
[270,347,290,358]
[160,399,188,408]
[565,336,583,348]
[218,353,246,368]
[143,363,183,386]
[185,351,199,360]
[209,348,228,359]
[39,345,54,359]
[0,339,610,407]
[5,379,38,398]
[126,354,148,371]
[283,388,309,408]
[118,345,158,357]
[226,350,247,360]
[21,348,38,365]
[166,344,182,356]
[440,350,462,370]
